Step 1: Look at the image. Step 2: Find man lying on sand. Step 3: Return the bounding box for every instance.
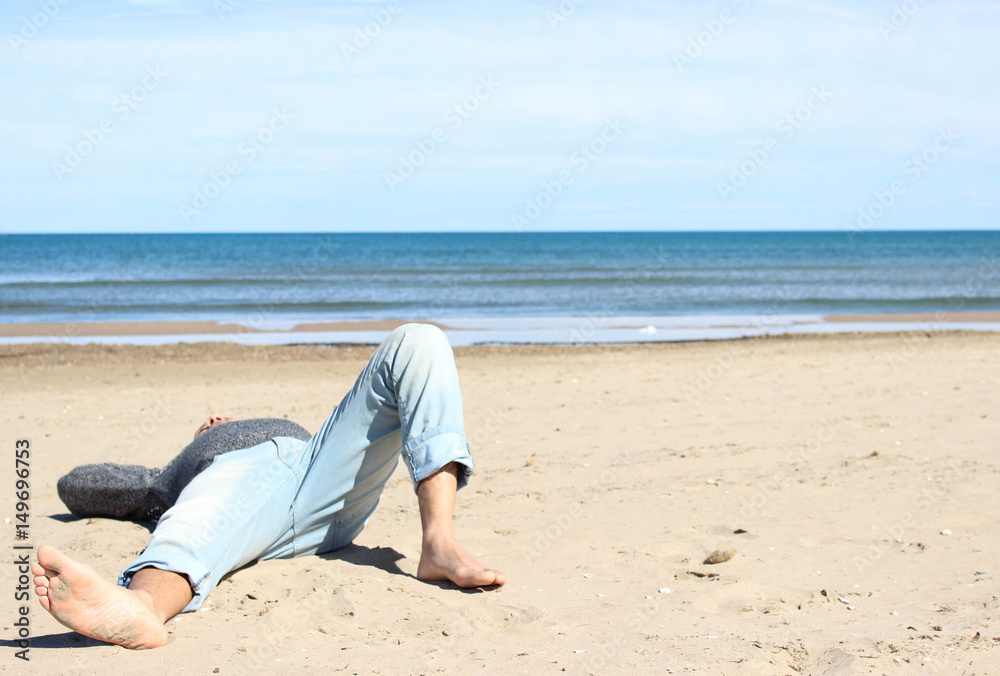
[33,324,506,649]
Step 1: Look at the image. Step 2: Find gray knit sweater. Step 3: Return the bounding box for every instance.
[57,418,311,522]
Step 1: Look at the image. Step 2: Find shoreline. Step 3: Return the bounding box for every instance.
[1,312,999,346]
[1,328,995,362]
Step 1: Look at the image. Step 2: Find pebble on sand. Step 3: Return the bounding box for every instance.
[703,548,736,565]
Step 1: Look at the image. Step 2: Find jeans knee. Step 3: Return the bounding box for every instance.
[389,323,449,353]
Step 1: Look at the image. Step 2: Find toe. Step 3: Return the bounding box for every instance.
[38,545,66,572]
[463,567,503,587]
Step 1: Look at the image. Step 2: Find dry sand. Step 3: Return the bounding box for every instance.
[1,332,998,674]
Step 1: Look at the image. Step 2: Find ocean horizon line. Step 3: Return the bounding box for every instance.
[4,228,999,236]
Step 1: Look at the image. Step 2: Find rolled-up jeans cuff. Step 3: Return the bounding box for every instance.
[403,429,473,490]
[119,554,212,613]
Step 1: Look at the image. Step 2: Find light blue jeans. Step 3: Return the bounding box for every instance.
[119,324,474,612]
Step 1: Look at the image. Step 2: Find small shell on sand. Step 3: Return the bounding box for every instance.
[703,548,736,565]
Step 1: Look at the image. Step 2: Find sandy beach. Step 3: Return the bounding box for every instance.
[2,331,998,674]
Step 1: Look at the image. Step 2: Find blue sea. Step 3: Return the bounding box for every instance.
[1,231,998,344]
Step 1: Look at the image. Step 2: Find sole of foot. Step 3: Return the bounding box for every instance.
[33,545,168,650]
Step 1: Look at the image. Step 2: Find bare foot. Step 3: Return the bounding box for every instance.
[33,545,168,649]
[417,536,506,588]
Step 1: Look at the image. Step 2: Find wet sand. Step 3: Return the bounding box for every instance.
[1,311,998,340]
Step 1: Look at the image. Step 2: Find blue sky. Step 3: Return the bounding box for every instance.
[1,0,998,233]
